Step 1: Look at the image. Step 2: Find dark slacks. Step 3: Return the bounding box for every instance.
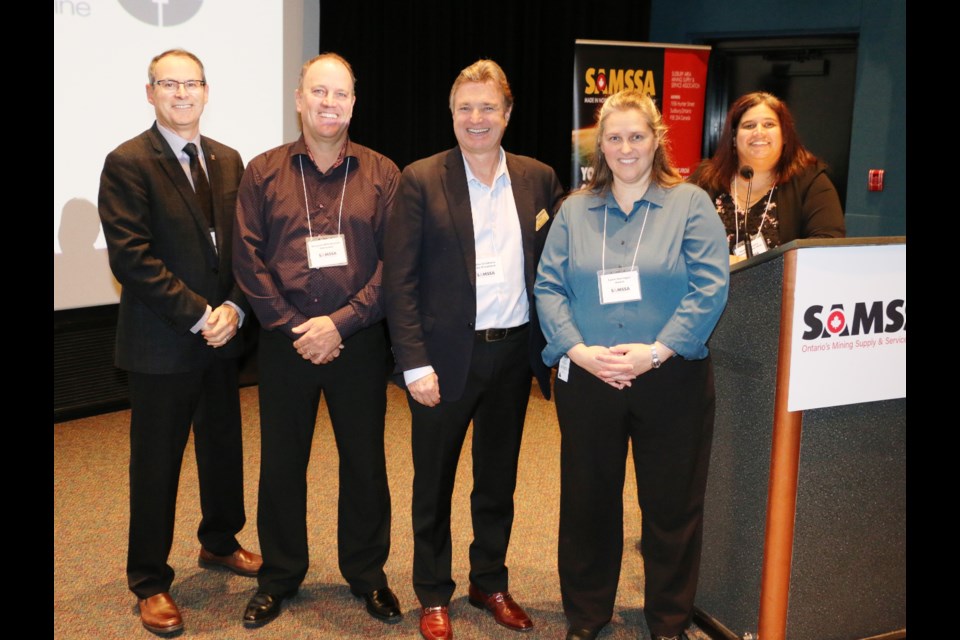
[126,358,246,599]
[255,323,391,596]
[409,327,531,606]
[555,356,715,637]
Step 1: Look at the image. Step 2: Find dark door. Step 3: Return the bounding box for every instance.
[700,35,858,208]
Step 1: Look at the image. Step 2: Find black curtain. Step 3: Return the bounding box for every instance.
[318,0,651,190]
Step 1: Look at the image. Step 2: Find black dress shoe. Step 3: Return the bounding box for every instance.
[352,587,402,623]
[566,624,604,640]
[242,592,286,628]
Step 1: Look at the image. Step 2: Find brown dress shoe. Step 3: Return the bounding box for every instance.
[419,605,453,640]
[467,584,533,632]
[198,546,262,577]
[138,592,183,635]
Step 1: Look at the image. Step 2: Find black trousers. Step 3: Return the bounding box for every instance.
[126,358,246,599]
[555,356,715,637]
[409,327,531,606]
[255,323,391,596]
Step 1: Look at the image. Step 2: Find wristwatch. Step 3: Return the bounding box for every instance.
[650,344,662,369]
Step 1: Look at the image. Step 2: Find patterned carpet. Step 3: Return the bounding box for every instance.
[54,382,713,640]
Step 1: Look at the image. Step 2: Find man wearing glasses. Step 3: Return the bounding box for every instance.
[233,53,401,628]
[98,49,261,635]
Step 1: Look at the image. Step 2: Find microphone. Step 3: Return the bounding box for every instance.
[738,165,754,258]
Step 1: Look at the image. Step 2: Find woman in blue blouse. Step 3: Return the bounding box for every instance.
[535,90,729,640]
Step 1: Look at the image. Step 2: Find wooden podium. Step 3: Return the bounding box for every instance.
[694,238,906,640]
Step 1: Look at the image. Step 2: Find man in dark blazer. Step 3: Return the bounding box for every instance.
[383,59,563,640]
[98,49,261,636]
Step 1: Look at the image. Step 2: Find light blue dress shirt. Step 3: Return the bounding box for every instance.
[464,149,527,331]
[403,149,526,386]
[535,182,729,366]
[156,121,206,188]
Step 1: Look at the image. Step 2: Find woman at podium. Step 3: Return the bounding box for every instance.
[691,91,845,262]
[535,89,729,640]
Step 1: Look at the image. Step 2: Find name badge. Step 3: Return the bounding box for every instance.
[557,355,571,382]
[535,208,550,231]
[476,256,504,285]
[597,267,641,304]
[733,233,770,259]
[306,234,348,269]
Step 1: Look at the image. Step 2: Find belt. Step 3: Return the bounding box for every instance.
[474,323,529,342]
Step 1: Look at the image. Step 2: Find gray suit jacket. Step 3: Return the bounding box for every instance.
[98,123,246,374]
[384,147,563,401]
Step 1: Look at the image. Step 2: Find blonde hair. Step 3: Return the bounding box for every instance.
[448,59,513,113]
[584,89,681,193]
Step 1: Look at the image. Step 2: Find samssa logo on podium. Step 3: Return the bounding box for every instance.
[800,300,906,348]
[120,0,202,27]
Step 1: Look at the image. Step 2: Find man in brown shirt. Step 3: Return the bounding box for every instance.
[233,53,401,628]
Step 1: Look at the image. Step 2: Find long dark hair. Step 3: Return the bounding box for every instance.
[695,92,817,193]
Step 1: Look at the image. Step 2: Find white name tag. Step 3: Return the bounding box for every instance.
[558,355,570,382]
[476,255,504,285]
[306,234,348,269]
[733,233,770,259]
[597,267,641,304]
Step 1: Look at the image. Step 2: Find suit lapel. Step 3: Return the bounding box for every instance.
[506,154,537,293]
[148,125,218,261]
[201,137,225,257]
[441,148,478,293]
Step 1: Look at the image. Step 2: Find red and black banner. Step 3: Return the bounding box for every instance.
[572,40,710,188]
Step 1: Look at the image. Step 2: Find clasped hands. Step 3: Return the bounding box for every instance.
[567,342,674,390]
[292,316,344,365]
[201,304,239,348]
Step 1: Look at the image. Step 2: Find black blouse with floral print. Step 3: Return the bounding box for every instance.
[713,187,780,255]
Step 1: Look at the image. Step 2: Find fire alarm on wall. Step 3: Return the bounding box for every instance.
[868,169,884,192]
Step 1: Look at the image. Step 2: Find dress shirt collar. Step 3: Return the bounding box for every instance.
[292,135,355,175]
[596,181,669,217]
[462,147,510,189]
[156,121,202,160]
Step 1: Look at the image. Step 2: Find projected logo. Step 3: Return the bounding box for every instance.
[119,0,202,27]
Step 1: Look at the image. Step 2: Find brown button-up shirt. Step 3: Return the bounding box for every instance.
[233,136,400,339]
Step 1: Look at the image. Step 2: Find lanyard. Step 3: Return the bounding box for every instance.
[731,179,776,245]
[600,202,651,271]
[299,155,350,238]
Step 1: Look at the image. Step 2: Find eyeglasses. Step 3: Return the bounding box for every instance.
[153,79,206,93]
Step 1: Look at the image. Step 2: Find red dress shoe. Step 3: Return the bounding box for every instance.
[468,584,533,632]
[419,605,453,640]
[138,592,183,635]
[198,546,262,577]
